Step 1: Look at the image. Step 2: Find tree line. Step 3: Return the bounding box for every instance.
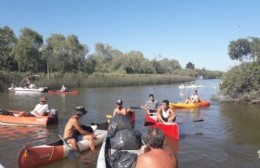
[218,37,260,103]
[0,26,221,78]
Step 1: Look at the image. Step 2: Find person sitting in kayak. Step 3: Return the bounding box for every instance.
[184,97,191,104]
[136,128,177,168]
[18,97,49,117]
[157,100,176,123]
[60,85,67,92]
[144,94,160,112]
[190,89,200,103]
[113,99,132,117]
[63,106,96,152]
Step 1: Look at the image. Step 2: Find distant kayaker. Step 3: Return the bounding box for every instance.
[157,100,176,123]
[190,89,200,103]
[184,97,191,104]
[60,85,67,92]
[63,106,96,152]
[144,94,160,111]
[18,97,49,117]
[136,128,177,168]
[113,99,132,116]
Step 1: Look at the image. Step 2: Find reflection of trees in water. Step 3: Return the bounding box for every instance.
[0,126,48,142]
[220,104,260,145]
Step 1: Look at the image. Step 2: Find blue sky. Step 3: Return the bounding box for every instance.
[1,0,260,71]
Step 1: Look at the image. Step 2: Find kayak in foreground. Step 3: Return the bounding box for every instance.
[145,111,179,140]
[18,128,107,168]
[0,109,58,127]
[170,100,210,109]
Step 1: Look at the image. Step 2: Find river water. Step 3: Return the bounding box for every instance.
[0,79,260,168]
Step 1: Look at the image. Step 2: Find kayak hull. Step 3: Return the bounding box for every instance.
[170,100,210,109]
[145,111,179,140]
[18,129,107,168]
[0,110,57,127]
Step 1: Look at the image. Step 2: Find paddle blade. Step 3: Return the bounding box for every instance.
[193,119,204,122]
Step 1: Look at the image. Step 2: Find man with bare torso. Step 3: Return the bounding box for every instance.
[136,128,177,168]
[63,106,96,152]
[113,99,131,116]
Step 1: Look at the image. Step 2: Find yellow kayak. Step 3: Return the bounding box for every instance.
[170,100,210,109]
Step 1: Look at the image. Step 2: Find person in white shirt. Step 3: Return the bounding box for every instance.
[18,97,49,117]
[190,90,200,103]
[60,85,67,92]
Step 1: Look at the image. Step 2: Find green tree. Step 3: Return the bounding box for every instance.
[185,62,195,70]
[13,28,44,72]
[250,37,260,62]
[0,26,17,71]
[43,34,66,72]
[66,35,88,72]
[228,38,251,61]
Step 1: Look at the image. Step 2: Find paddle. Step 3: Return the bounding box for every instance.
[144,119,204,126]
[129,106,157,113]
[58,134,80,159]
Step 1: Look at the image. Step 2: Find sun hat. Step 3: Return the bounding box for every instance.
[116,99,123,106]
[74,106,87,115]
[39,97,48,102]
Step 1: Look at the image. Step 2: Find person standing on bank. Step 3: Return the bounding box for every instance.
[157,100,176,123]
[63,106,96,152]
[144,94,160,111]
[136,128,177,168]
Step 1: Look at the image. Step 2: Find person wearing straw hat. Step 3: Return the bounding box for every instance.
[63,106,96,152]
[18,96,49,117]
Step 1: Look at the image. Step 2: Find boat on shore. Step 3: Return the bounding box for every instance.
[145,111,179,140]
[48,90,79,95]
[170,100,210,109]
[178,84,203,89]
[0,109,58,127]
[18,128,107,168]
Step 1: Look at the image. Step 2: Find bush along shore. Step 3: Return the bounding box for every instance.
[215,62,260,104]
[0,72,195,92]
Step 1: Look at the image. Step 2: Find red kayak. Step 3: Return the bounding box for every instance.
[145,111,179,140]
[0,110,58,127]
[48,90,79,95]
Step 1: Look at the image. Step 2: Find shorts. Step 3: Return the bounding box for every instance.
[64,135,83,143]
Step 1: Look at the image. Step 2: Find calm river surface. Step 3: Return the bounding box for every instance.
[0,79,260,168]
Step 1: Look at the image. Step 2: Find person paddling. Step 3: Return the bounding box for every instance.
[113,99,132,116]
[144,94,160,112]
[63,106,96,152]
[157,100,176,123]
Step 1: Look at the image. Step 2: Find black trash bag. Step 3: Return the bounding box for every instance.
[0,109,10,115]
[110,128,142,150]
[107,115,133,138]
[108,150,138,168]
